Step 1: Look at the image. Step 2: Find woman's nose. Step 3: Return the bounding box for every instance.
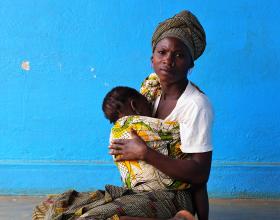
[163,53,175,66]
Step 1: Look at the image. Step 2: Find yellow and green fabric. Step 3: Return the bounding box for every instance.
[112,115,190,191]
[110,73,190,191]
[140,73,161,103]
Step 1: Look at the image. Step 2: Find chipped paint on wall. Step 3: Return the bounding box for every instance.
[21,61,30,71]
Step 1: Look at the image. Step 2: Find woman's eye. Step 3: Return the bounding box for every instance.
[175,53,184,58]
[157,50,165,55]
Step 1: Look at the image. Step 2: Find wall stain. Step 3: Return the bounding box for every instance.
[90,67,97,78]
[21,61,30,71]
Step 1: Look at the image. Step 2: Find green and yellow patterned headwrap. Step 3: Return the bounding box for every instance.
[152,10,206,61]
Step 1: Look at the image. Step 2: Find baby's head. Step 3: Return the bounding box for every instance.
[102,86,152,123]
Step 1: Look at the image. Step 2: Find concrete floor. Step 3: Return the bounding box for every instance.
[0,196,279,220]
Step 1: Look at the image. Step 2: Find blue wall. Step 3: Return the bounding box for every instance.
[0,0,279,198]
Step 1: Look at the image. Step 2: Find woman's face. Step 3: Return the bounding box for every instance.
[151,37,193,85]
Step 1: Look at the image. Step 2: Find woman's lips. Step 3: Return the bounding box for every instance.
[160,67,174,74]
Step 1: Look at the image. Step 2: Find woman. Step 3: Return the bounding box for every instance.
[110,10,213,220]
[33,10,212,220]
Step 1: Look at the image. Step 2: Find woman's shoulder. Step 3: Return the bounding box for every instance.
[192,92,213,114]
[180,81,213,113]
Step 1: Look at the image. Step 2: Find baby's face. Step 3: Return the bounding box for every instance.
[119,95,152,119]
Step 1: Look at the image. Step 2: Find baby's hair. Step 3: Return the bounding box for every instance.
[102,86,143,123]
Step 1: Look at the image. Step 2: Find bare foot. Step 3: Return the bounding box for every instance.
[170,210,195,220]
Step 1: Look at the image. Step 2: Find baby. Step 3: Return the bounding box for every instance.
[102,86,153,124]
[102,86,188,191]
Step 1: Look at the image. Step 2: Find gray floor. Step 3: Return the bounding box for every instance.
[0,196,279,220]
[209,199,280,220]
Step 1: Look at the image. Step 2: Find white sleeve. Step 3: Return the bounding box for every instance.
[179,107,213,153]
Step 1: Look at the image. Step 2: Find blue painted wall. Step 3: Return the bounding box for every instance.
[0,0,279,198]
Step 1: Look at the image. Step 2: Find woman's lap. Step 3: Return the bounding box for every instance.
[33,185,193,220]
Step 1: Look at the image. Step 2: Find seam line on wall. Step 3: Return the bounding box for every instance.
[0,160,279,167]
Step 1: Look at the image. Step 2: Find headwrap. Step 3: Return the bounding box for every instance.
[152,10,206,61]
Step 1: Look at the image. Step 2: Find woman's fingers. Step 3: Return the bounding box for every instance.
[130,129,145,143]
[109,143,124,150]
[109,133,148,161]
[108,145,127,161]
[109,148,123,156]
[111,139,127,145]
[114,155,126,162]
[130,129,138,137]
[109,142,126,158]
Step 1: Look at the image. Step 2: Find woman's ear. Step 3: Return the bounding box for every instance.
[150,56,154,69]
[130,100,140,115]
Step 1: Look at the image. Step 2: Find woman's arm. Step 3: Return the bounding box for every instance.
[109,130,212,184]
[109,126,212,220]
[144,148,212,184]
[191,183,209,220]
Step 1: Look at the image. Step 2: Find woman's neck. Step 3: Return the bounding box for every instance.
[161,79,188,100]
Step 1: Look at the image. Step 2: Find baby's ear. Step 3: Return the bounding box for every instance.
[150,56,154,69]
[130,100,140,115]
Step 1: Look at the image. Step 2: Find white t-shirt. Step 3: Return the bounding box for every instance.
[153,81,214,153]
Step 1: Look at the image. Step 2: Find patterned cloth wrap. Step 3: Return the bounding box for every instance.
[33,185,193,220]
[140,73,162,103]
[112,115,190,191]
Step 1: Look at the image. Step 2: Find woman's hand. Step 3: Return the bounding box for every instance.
[109,130,149,161]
